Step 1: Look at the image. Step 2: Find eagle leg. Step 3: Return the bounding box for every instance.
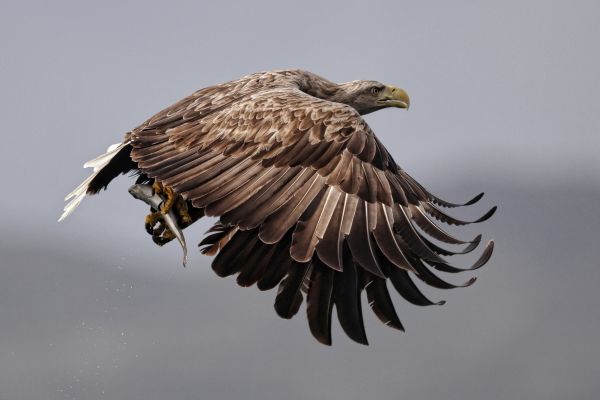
[152,181,192,224]
[152,181,174,214]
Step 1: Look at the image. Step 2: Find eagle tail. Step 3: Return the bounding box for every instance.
[59,141,134,221]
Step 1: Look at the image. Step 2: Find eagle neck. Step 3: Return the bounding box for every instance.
[295,72,346,103]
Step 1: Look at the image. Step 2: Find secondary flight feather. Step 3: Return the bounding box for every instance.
[60,69,496,345]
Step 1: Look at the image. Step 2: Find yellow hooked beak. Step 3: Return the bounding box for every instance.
[377,86,410,109]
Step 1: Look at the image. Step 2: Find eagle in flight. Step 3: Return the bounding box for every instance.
[60,70,495,345]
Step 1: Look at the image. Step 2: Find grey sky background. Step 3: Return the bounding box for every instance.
[1,1,599,399]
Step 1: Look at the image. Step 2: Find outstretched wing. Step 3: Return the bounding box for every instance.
[130,85,495,345]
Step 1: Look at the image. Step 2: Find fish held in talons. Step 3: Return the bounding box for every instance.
[128,183,188,267]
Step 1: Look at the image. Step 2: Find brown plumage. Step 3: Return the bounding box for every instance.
[61,69,496,345]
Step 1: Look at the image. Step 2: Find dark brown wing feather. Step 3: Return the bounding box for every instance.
[364,274,404,332]
[333,244,369,344]
[274,261,312,319]
[126,70,495,344]
[306,258,335,345]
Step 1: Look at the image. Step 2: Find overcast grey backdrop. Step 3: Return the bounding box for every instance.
[1,0,599,399]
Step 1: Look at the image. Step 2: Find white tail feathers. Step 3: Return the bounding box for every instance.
[59,141,129,222]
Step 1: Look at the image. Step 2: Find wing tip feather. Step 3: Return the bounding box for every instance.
[477,206,498,222]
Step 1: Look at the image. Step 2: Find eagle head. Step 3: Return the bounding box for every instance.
[335,80,410,115]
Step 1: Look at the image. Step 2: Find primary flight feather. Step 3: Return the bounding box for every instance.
[60,69,496,345]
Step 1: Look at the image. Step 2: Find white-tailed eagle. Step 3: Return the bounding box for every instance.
[60,69,495,345]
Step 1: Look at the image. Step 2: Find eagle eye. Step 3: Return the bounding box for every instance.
[370,86,381,95]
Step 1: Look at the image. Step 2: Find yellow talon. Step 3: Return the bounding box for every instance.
[152,181,177,215]
[145,211,162,227]
[160,186,177,214]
